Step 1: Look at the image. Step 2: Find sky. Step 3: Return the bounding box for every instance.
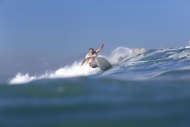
[0,0,190,81]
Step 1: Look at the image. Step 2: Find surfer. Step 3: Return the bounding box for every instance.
[81,44,104,68]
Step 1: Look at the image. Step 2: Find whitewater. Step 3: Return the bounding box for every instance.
[9,46,190,84]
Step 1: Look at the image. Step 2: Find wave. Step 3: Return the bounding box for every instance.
[9,46,190,84]
[154,69,190,79]
[9,47,144,84]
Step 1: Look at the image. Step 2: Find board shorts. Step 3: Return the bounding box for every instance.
[92,62,98,68]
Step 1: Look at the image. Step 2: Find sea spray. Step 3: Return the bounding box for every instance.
[9,61,99,84]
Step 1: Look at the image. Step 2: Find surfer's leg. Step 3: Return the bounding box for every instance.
[92,62,98,68]
[89,62,98,68]
[89,63,93,67]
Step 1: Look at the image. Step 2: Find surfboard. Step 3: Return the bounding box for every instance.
[96,57,112,71]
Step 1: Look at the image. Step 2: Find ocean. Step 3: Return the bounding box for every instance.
[1,46,190,127]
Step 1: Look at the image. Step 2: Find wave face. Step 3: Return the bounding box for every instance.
[9,46,190,84]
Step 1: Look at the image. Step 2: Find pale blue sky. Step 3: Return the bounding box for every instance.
[0,0,190,81]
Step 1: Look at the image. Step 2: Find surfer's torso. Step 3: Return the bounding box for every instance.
[85,52,97,63]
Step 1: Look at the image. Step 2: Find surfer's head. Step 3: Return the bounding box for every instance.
[89,48,95,54]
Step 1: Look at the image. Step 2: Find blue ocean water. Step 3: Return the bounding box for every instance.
[1,46,190,127]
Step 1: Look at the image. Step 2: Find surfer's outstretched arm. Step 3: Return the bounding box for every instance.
[81,58,87,66]
[96,44,104,53]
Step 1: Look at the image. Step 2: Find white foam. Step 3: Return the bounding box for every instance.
[9,61,99,84]
[9,73,37,84]
[107,47,145,64]
[185,41,190,48]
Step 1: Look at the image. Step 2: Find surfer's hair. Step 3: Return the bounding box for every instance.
[89,48,95,54]
[89,48,94,51]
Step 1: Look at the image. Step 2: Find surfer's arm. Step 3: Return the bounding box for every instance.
[81,58,87,66]
[96,44,104,53]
